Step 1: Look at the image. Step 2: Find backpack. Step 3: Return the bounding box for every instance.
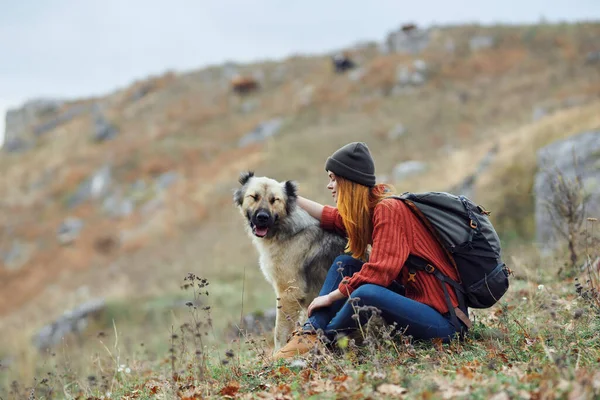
[391,192,511,332]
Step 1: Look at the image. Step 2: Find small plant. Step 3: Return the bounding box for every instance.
[542,151,589,275]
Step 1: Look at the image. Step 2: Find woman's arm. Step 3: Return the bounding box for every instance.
[297,196,324,221]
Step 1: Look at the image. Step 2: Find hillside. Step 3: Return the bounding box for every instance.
[1,21,600,397]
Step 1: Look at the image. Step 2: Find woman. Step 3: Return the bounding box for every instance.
[273,142,469,360]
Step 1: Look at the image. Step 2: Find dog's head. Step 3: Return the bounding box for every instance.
[233,171,298,238]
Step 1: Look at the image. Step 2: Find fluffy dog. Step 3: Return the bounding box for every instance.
[233,171,347,350]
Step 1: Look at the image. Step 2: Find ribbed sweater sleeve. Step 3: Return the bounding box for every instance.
[338,200,411,296]
[320,205,347,237]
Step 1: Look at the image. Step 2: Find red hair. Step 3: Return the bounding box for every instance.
[336,177,395,261]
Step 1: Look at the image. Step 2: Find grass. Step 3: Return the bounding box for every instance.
[2,238,599,399]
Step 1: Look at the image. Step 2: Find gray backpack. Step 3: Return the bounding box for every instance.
[393,192,511,330]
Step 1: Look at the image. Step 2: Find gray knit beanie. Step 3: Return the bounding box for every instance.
[325,142,376,187]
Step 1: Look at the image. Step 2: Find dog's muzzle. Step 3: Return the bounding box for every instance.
[251,209,272,238]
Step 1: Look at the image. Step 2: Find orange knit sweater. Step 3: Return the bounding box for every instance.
[321,198,459,315]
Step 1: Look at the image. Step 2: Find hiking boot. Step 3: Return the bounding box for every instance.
[272,330,320,360]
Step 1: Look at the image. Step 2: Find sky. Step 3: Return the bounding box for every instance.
[1,0,599,144]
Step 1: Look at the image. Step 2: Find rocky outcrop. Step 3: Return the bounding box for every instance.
[384,26,430,54]
[238,118,283,147]
[227,308,276,340]
[32,299,105,351]
[3,99,63,150]
[534,131,600,252]
[451,145,499,199]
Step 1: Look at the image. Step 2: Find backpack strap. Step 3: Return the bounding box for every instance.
[406,255,472,335]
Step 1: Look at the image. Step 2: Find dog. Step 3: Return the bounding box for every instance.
[233,171,347,350]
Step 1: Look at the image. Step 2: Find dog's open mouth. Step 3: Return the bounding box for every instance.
[252,225,269,238]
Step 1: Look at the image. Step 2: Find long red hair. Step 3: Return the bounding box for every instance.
[336,176,395,261]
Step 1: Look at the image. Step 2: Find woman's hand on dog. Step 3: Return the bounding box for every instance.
[308,289,346,316]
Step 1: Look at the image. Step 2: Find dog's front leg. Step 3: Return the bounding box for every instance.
[273,293,302,351]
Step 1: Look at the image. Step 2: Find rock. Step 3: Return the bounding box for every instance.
[385,27,430,54]
[2,138,29,153]
[534,130,600,252]
[57,217,84,245]
[410,71,426,85]
[154,171,179,190]
[395,65,411,86]
[227,308,276,339]
[0,240,34,270]
[585,51,600,64]
[67,165,112,208]
[102,194,134,218]
[238,118,283,147]
[130,83,154,102]
[395,63,427,87]
[469,36,495,51]
[92,105,118,142]
[392,161,428,182]
[34,104,88,136]
[450,145,499,199]
[4,99,63,145]
[387,124,406,140]
[413,59,428,72]
[32,299,105,351]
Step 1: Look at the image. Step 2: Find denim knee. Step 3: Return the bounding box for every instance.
[331,255,362,276]
[349,284,378,302]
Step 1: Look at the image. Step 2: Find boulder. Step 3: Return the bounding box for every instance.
[385,27,430,54]
[57,217,84,245]
[4,99,63,142]
[34,104,88,136]
[469,36,495,51]
[534,131,600,252]
[238,118,283,147]
[450,145,499,199]
[102,194,134,218]
[32,299,105,351]
[154,171,179,191]
[0,240,34,270]
[92,106,118,142]
[67,165,112,208]
[227,308,276,340]
[585,51,600,64]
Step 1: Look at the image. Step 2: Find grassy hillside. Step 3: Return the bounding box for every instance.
[1,22,600,398]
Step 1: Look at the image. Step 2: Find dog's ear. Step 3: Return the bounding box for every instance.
[233,187,244,206]
[239,171,254,185]
[284,180,298,200]
[284,180,298,214]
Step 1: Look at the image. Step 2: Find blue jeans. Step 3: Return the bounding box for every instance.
[304,255,459,342]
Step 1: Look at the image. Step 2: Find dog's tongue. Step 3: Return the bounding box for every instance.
[255,227,268,237]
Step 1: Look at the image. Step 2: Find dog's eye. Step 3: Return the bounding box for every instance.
[270,197,279,205]
[247,194,259,201]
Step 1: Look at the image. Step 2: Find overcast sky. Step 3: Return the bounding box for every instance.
[1,0,599,143]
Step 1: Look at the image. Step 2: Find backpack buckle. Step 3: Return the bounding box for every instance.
[407,272,417,282]
[425,264,435,274]
[470,220,477,229]
[476,205,491,216]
